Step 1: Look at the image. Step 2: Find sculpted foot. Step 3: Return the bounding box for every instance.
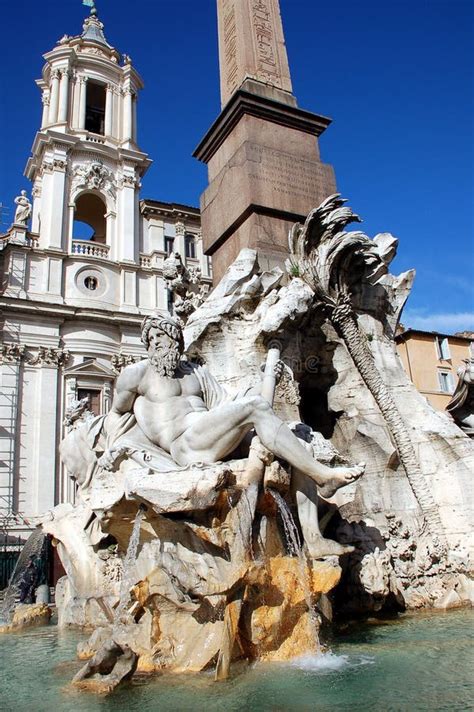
[305,536,355,559]
[317,462,365,499]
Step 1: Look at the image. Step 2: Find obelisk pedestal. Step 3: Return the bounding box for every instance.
[194,0,337,282]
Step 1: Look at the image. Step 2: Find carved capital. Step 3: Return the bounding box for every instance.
[41,161,54,175]
[0,343,26,364]
[28,347,71,368]
[50,69,60,81]
[111,353,140,374]
[53,158,67,172]
[117,172,139,189]
[175,221,186,237]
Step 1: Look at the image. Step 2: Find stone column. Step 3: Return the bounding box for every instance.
[30,363,60,515]
[39,159,67,252]
[58,68,70,124]
[103,381,112,413]
[123,89,133,141]
[31,183,42,234]
[105,210,116,258]
[41,91,50,128]
[117,180,136,261]
[105,83,114,136]
[174,221,185,259]
[78,77,88,130]
[61,377,77,504]
[64,376,77,409]
[132,94,138,142]
[196,228,209,276]
[0,346,24,517]
[112,87,120,138]
[67,203,75,249]
[48,69,60,124]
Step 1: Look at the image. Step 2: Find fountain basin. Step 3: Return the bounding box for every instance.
[0,610,472,709]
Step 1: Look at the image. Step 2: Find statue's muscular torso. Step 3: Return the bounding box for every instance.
[113,360,207,452]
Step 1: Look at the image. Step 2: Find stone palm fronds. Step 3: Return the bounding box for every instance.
[287,194,446,549]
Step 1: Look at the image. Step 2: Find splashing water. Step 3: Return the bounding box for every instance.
[269,489,320,649]
[1,528,46,624]
[269,490,302,556]
[114,506,145,622]
[290,651,375,672]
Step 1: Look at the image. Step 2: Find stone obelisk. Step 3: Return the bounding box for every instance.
[194,0,337,282]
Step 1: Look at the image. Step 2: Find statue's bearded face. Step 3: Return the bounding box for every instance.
[147,327,181,377]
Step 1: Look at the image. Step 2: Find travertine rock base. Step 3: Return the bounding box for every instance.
[76,554,341,674]
[241,556,341,662]
[0,602,52,633]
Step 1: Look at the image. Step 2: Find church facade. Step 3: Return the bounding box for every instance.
[0,10,210,539]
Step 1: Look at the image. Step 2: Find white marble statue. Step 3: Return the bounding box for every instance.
[70,314,364,500]
[13,190,32,225]
[447,358,474,436]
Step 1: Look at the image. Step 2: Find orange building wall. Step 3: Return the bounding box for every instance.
[396,333,472,411]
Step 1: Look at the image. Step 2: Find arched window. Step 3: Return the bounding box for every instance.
[73,193,106,243]
[185,233,196,259]
[85,81,106,135]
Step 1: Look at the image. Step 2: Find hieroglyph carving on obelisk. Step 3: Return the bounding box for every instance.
[217,0,293,107]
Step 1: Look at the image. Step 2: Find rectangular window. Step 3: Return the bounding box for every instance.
[77,388,101,416]
[435,336,451,360]
[85,82,106,135]
[185,234,196,259]
[438,371,454,394]
[164,236,174,256]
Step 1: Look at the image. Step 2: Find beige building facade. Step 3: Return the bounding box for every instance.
[396,329,474,411]
[0,10,209,539]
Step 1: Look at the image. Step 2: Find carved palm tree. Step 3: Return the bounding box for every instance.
[287,194,445,547]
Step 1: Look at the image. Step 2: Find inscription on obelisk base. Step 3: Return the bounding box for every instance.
[195,0,337,282]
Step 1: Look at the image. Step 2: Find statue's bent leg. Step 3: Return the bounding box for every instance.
[291,469,354,557]
[172,395,364,496]
[170,398,262,465]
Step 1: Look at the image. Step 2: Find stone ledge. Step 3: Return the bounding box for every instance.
[194,89,332,165]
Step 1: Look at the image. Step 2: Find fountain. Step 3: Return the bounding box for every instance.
[0,529,51,631]
[6,196,471,693]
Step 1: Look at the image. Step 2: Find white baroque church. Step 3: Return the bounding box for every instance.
[0,9,210,539]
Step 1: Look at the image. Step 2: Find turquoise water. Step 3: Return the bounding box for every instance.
[1,610,473,712]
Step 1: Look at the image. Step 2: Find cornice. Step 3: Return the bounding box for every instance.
[140,200,200,221]
[194,89,332,164]
[0,297,146,327]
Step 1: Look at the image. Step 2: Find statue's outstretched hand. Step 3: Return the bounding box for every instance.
[98,446,128,471]
[273,359,285,383]
[261,358,285,384]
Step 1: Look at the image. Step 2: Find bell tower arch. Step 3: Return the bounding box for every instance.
[25,5,151,265]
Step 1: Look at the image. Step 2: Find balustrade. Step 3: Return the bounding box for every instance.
[71,240,110,258]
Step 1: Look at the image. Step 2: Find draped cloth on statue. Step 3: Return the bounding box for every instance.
[61,363,254,494]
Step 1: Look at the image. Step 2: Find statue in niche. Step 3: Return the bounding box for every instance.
[446,358,474,437]
[61,313,364,557]
[13,190,32,225]
[163,252,208,321]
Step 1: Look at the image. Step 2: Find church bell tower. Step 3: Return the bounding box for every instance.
[25,5,151,269]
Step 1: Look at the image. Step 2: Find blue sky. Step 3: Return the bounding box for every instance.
[1,0,472,333]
